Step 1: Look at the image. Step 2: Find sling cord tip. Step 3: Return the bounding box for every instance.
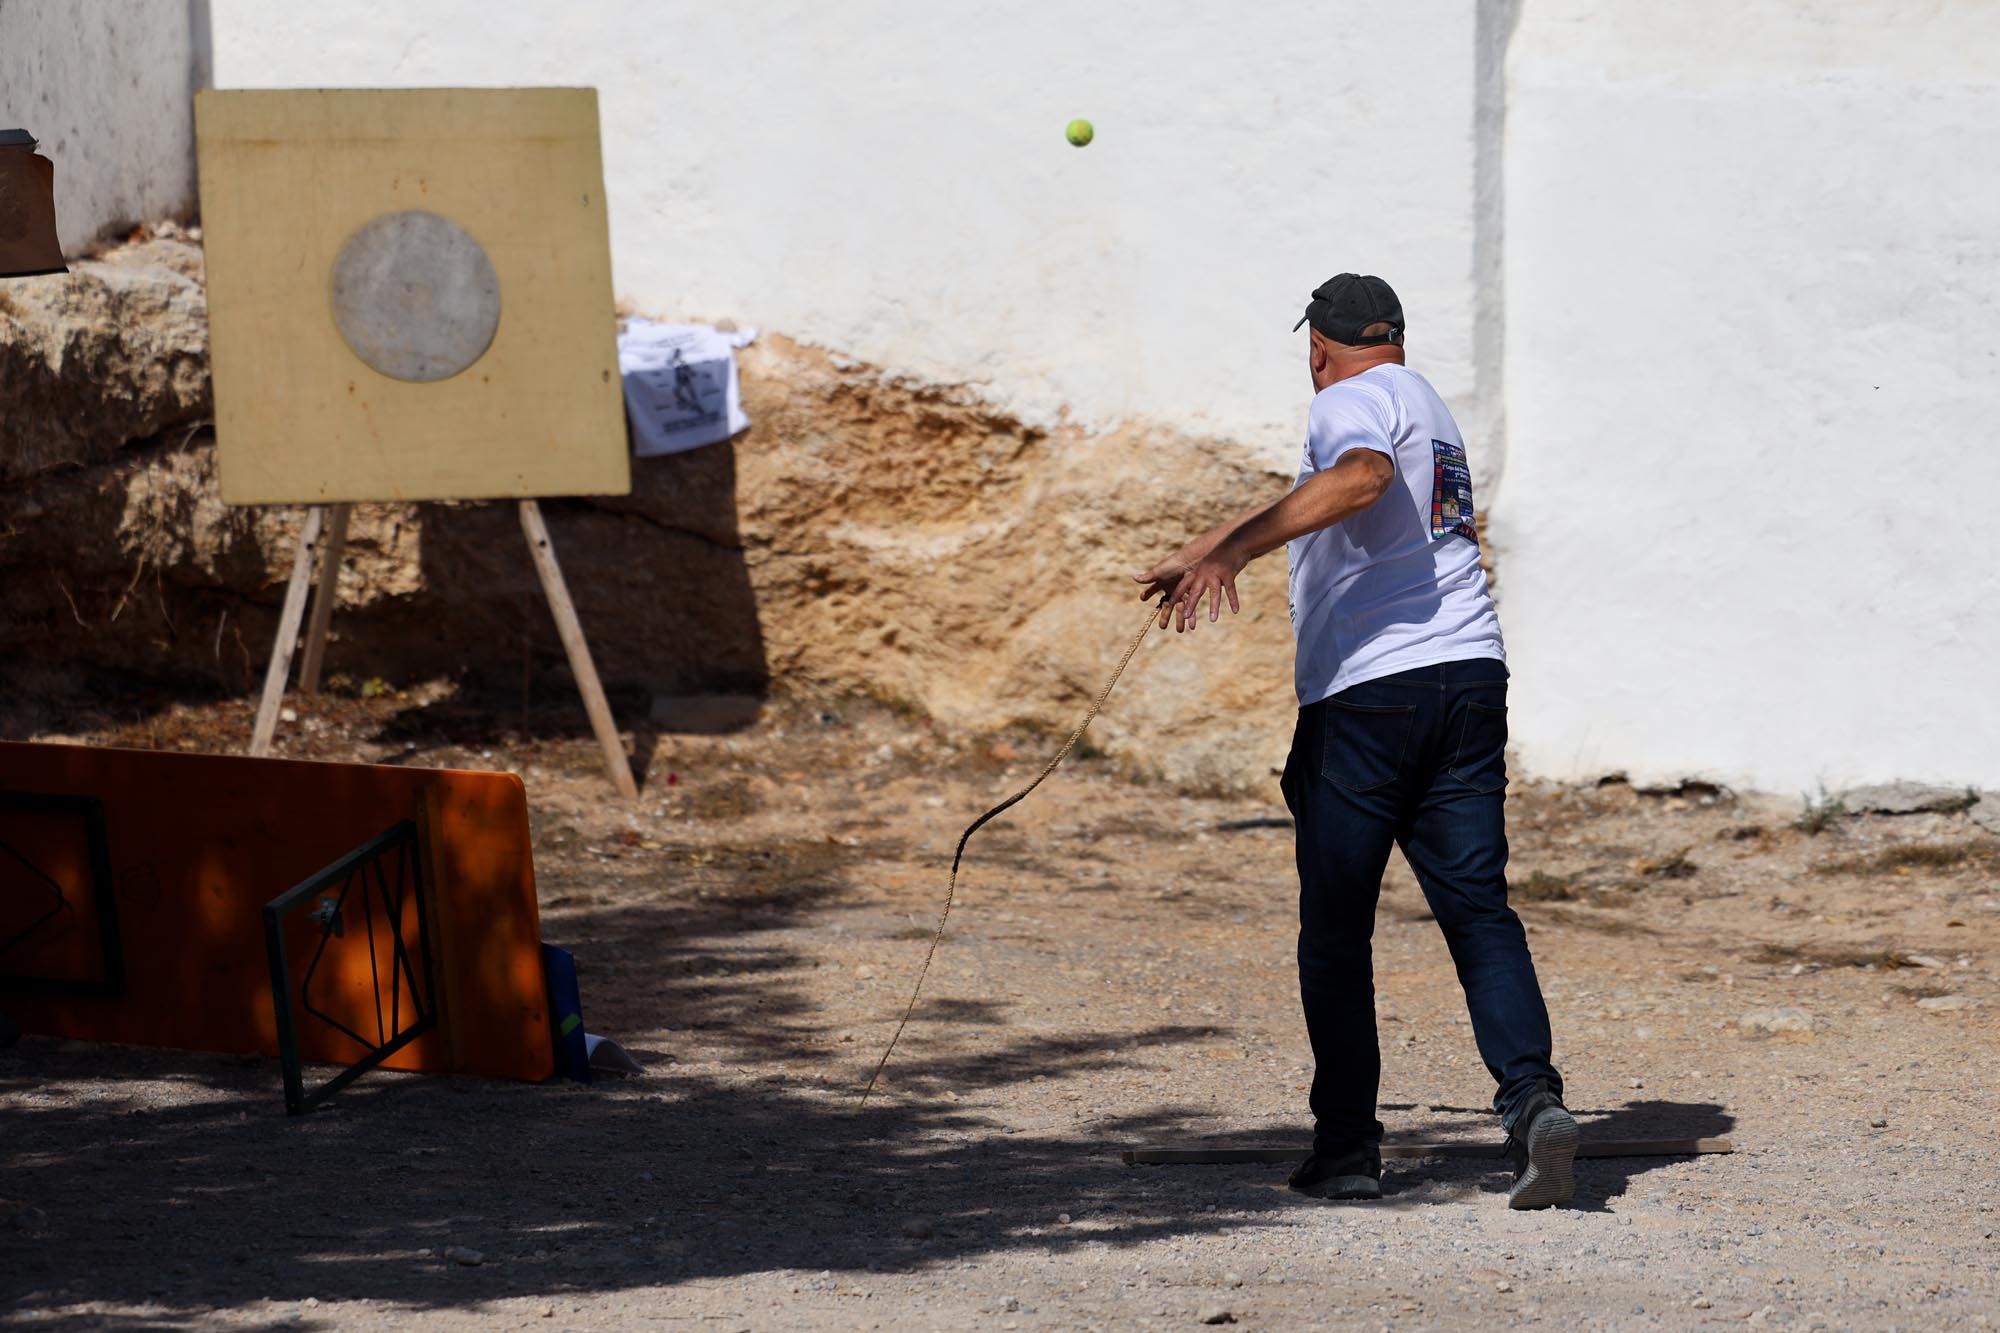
[856,598,1164,1111]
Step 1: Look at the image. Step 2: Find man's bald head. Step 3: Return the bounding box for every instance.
[1308,322,1406,392]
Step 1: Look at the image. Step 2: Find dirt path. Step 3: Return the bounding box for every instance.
[4,689,1998,1329]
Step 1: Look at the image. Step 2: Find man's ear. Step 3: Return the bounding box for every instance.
[1309,330,1329,373]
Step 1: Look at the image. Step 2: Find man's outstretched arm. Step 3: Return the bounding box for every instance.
[1133,447,1396,633]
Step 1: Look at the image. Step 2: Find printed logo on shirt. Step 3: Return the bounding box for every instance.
[1430,439,1478,544]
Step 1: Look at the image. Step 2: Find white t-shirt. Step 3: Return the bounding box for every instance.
[1286,362,1505,705]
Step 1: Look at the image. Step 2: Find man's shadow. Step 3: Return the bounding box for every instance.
[1376,1098,1737,1211]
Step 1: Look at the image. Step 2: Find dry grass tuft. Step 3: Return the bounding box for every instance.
[1542,909,1659,937]
[1749,942,1942,971]
[675,775,764,821]
[1513,869,1580,902]
[1635,847,1699,879]
[1813,840,1997,878]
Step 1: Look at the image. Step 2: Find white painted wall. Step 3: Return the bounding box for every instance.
[1497,0,2000,792]
[207,0,1490,475]
[0,0,206,254]
[26,0,1996,791]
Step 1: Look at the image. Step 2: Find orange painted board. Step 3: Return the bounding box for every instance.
[0,742,552,1082]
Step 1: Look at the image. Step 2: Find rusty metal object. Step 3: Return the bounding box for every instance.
[0,129,67,278]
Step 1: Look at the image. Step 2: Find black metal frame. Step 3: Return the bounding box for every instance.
[262,820,436,1115]
[0,792,124,996]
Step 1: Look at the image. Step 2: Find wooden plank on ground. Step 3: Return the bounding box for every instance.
[1121,1137,1732,1166]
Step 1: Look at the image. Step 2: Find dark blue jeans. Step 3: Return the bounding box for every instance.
[1279,657,1561,1157]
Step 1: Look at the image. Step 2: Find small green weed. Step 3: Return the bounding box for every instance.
[1792,785,1847,835]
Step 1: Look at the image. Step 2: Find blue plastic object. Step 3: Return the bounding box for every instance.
[540,943,591,1083]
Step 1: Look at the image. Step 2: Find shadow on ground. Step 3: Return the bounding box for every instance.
[0,1037,1242,1328]
[1,766,1733,1328]
[1376,1098,1738,1212]
[2,817,1242,1328]
[3,1040,1736,1320]
[1,1052,1736,1328]
[1122,1098,1737,1209]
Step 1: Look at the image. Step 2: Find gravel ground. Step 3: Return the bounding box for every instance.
[4,688,1998,1330]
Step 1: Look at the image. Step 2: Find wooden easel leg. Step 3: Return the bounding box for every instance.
[298,502,352,696]
[517,500,639,799]
[250,506,327,757]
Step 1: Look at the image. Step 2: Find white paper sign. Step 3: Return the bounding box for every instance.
[618,319,755,457]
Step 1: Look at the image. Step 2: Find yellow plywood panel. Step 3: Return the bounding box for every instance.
[196,88,631,504]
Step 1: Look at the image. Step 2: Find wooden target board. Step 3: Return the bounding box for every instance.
[196,88,630,504]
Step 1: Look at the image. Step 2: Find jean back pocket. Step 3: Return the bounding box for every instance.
[1321,698,1417,793]
[1446,700,1509,794]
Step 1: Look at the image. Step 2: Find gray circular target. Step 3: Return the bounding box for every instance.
[330,209,500,382]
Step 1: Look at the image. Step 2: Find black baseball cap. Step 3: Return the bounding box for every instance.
[1292,273,1404,345]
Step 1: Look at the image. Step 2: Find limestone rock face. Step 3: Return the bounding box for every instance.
[1838,782,1974,816]
[0,233,1300,792]
[388,335,1302,791]
[1969,793,2000,836]
[723,339,1300,791]
[0,232,210,483]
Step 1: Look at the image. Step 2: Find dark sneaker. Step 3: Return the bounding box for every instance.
[1503,1090,1579,1210]
[1287,1148,1382,1200]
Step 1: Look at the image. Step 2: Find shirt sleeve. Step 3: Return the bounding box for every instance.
[1304,382,1399,475]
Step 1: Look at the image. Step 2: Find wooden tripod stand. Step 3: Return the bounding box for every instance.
[249,499,638,799]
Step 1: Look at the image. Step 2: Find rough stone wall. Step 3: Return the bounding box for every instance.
[0,236,1298,791]
[0,231,209,482]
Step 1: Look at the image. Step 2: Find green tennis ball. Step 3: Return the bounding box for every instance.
[1065,118,1094,147]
